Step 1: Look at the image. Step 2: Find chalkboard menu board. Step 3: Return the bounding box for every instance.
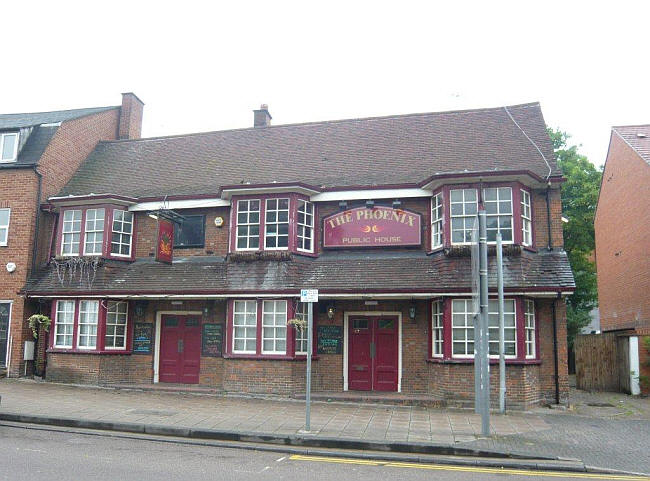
[133,323,153,354]
[201,323,223,357]
[317,325,343,354]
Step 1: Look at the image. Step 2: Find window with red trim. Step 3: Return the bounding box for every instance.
[56,206,135,260]
[231,195,315,255]
[51,299,131,353]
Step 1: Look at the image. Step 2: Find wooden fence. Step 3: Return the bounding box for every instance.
[575,332,627,392]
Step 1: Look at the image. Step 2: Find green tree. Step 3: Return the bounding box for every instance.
[547,128,602,347]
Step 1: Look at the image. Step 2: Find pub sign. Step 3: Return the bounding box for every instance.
[155,219,174,263]
[323,206,421,248]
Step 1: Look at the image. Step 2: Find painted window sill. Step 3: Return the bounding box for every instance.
[427,357,541,365]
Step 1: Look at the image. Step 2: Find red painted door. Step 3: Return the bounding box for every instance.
[348,316,398,392]
[160,315,201,384]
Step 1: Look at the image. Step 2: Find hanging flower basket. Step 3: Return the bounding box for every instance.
[287,318,307,332]
[28,314,51,339]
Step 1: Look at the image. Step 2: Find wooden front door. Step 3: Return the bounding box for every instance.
[159,315,201,384]
[348,316,399,392]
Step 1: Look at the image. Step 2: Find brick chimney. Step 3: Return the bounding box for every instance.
[253,104,272,128]
[119,92,144,139]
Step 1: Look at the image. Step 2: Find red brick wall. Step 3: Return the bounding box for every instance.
[596,134,650,332]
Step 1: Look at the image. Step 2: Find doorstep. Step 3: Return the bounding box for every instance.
[292,391,447,408]
[104,383,221,395]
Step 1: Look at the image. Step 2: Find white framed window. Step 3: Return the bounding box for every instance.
[54,300,75,348]
[431,193,443,249]
[525,299,536,358]
[262,300,287,354]
[233,300,257,353]
[487,299,517,357]
[236,200,260,250]
[105,301,128,349]
[294,302,309,355]
[111,210,133,257]
[0,208,10,246]
[83,208,105,255]
[61,210,82,256]
[264,198,289,250]
[450,188,478,244]
[0,132,19,162]
[451,299,475,357]
[432,300,443,357]
[483,187,513,243]
[521,189,532,246]
[297,200,314,253]
[77,300,99,349]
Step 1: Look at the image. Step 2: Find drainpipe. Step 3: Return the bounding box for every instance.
[552,292,561,405]
[545,183,553,251]
[31,167,43,274]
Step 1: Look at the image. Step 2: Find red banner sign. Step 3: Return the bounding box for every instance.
[155,219,174,263]
[323,206,421,248]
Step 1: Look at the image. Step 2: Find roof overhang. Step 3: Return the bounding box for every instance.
[47,193,138,208]
[220,182,321,199]
[420,170,565,191]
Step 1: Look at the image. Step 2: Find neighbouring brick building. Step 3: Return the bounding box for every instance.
[23,102,574,409]
[0,93,144,377]
[594,124,650,394]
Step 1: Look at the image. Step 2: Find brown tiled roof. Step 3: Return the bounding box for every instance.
[613,125,650,165]
[24,249,574,296]
[58,103,560,198]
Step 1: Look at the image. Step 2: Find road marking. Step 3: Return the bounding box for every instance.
[289,455,650,480]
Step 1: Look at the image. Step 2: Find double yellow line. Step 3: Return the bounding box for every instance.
[289,454,650,480]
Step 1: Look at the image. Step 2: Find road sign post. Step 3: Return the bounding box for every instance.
[300,289,318,432]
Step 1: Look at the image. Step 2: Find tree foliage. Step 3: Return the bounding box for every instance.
[547,128,602,346]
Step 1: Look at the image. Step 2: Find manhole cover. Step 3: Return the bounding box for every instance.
[126,408,179,416]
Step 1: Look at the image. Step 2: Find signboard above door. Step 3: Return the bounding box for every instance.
[323,206,421,248]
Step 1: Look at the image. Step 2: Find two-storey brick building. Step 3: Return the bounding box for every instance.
[24,102,574,408]
[0,93,143,377]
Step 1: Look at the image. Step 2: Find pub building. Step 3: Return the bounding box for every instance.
[24,103,574,409]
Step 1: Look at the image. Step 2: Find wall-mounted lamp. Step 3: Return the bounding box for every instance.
[365,199,375,209]
[327,304,336,320]
[148,212,159,220]
[392,199,402,209]
[203,304,210,317]
[338,200,348,211]
[409,302,417,321]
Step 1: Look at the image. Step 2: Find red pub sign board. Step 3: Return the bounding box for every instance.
[323,206,421,248]
[156,219,174,263]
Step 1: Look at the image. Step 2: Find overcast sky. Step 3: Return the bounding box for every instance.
[4,1,649,168]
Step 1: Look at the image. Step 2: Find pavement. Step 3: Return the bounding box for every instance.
[0,378,649,475]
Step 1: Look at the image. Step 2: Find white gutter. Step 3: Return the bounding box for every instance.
[129,198,230,212]
[310,188,432,202]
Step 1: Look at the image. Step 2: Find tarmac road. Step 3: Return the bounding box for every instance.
[0,423,647,481]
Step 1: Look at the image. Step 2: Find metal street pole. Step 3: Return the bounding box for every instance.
[478,210,490,436]
[305,301,313,432]
[497,233,506,414]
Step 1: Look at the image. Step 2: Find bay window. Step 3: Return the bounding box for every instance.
[232,300,257,353]
[451,299,475,357]
[521,189,532,246]
[294,302,309,355]
[264,198,289,249]
[111,210,133,256]
[297,200,314,253]
[431,300,443,357]
[483,187,513,242]
[431,193,443,249]
[487,299,516,356]
[450,189,478,244]
[83,208,105,255]
[525,300,536,358]
[50,299,130,352]
[262,300,287,354]
[61,210,82,256]
[236,200,260,250]
[0,208,10,246]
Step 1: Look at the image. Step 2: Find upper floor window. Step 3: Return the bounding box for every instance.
[297,200,314,253]
[0,132,18,162]
[236,200,260,250]
[0,208,10,246]
[111,210,133,257]
[431,193,443,249]
[521,189,532,246]
[174,215,205,248]
[61,210,82,256]
[450,189,478,244]
[264,198,289,250]
[84,208,105,255]
[483,187,513,242]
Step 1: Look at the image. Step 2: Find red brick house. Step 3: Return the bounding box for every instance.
[0,93,143,377]
[23,102,574,409]
[595,124,650,393]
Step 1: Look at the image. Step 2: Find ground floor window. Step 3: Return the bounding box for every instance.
[51,299,130,352]
[0,302,12,366]
[294,302,309,355]
[432,297,539,361]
